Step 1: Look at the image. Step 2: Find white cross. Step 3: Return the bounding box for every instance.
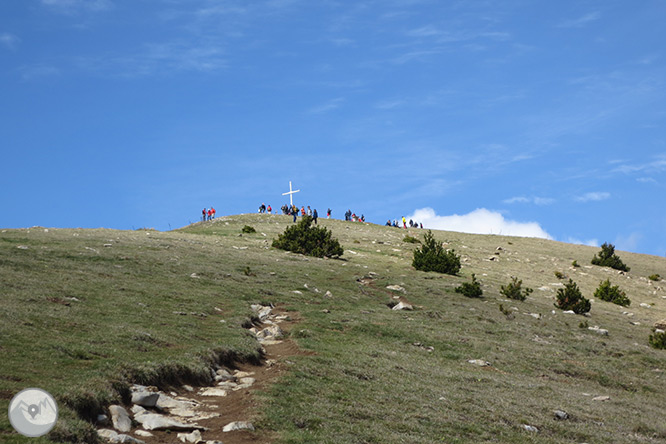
[282,181,300,206]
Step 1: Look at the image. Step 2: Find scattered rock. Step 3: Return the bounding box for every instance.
[108,405,132,433]
[96,414,110,426]
[386,285,406,293]
[177,430,203,443]
[654,319,666,330]
[255,324,284,342]
[639,303,651,308]
[592,395,610,402]
[391,301,413,311]
[182,385,194,392]
[97,429,145,444]
[190,273,200,279]
[131,391,159,408]
[588,326,609,336]
[324,290,333,298]
[251,305,272,321]
[468,359,490,367]
[134,412,204,431]
[199,388,228,397]
[134,431,153,437]
[17,245,29,250]
[522,424,539,433]
[222,421,255,432]
[554,410,569,420]
[525,313,541,319]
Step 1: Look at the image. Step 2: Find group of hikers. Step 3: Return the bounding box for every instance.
[386,217,423,229]
[344,209,365,223]
[201,203,422,229]
[201,207,216,221]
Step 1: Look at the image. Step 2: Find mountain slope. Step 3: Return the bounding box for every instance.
[1,214,664,443]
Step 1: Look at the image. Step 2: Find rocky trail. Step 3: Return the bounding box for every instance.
[97,305,305,444]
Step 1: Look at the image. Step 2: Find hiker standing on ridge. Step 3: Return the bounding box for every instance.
[327,208,331,219]
[211,207,216,219]
[313,209,318,224]
[402,216,407,228]
[202,208,207,222]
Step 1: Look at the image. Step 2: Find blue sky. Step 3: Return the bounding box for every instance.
[1,0,665,257]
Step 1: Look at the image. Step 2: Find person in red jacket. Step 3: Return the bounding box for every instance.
[211,207,216,219]
[207,209,212,221]
[202,208,207,222]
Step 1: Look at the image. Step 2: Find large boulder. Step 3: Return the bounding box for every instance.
[108,405,131,433]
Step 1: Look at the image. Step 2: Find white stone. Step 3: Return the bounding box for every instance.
[386,285,406,293]
[522,424,539,433]
[177,430,203,443]
[199,388,228,397]
[134,430,153,437]
[109,405,132,433]
[592,395,610,402]
[468,359,490,367]
[392,301,413,311]
[134,413,204,431]
[131,391,159,408]
[98,429,146,444]
[640,303,651,308]
[222,421,255,432]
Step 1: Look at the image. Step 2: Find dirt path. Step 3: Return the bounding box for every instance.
[123,309,307,444]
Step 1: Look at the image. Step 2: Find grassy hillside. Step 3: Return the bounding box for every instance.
[1,214,665,443]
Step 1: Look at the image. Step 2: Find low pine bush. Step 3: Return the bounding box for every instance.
[594,279,630,307]
[648,274,661,282]
[455,274,483,298]
[412,230,461,275]
[403,235,420,244]
[500,277,533,301]
[649,331,666,350]
[272,216,343,258]
[241,225,256,234]
[555,279,591,314]
[591,242,630,272]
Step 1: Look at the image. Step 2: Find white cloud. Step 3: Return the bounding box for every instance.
[557,12,601,28]
[503,196,555,205]
[566,237,599,247]
[612,156,666,174]
[20,64,61,81]
[614,232,642,253]
[0,33,20,50]
[42,0,113,12]
[409,207,552,239]
[308,97,344,114]
[575,192,610,202]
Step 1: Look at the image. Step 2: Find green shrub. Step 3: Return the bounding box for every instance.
[500,277,533,301]
[554,271,566,279]
[403,235,420,244]
[272,216,343,258]
[649,331,666,350]
[412,230,461,275]
[241,225,256,233]
[572,260,580,268]
[555,279,591,314]
[591,242,630,272]
[648,274,661,282]
[594,279,630,306]
[455,274,483,298]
